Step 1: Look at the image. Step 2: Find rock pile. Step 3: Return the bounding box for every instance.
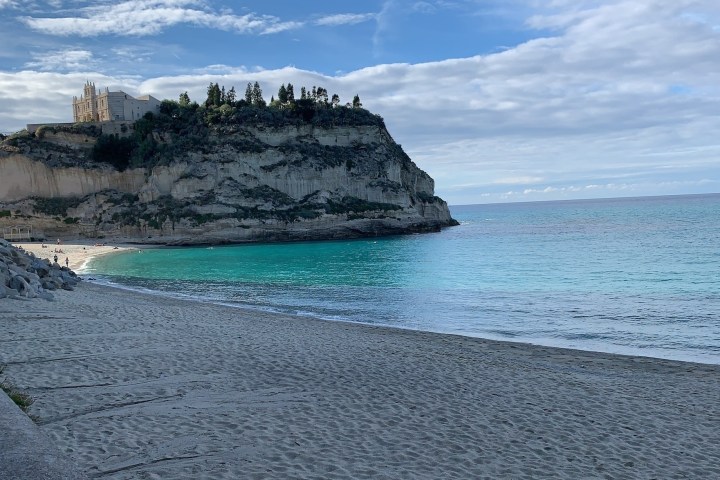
[0,240,80,300]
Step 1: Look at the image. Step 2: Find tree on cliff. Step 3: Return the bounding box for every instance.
[245,83,253,104]
[179,91,191,106]
[287,83,295,103]
[353,94,362,108]
[315,87,329,105]
[278,84,288,104]
[206,82,222,107]
[251,81,266,107]
[226,86,236,105]
[92,134,133,171]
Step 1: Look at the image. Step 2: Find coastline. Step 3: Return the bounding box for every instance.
[1,282,719,478]
[13,241,141,271]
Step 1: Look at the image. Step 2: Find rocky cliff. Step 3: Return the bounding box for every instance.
[0,104,456,245]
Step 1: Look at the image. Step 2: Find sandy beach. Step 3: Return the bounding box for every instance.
[13,241,138,271]
[1,278,719,479]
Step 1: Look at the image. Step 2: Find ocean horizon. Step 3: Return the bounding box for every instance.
[86,193,720,365]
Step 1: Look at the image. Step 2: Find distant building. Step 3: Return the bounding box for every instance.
[72,81,160,123]
[2,225,32,241]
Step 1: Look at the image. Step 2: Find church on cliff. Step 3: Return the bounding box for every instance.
[72,81,160,123]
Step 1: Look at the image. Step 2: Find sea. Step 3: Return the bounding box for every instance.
[86,193,720,364]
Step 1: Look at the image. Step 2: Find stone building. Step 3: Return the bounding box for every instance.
[72,81,161,123]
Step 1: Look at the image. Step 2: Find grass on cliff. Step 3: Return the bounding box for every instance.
[0,365,34,414]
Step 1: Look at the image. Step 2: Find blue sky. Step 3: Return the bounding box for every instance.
[1,0,719,205]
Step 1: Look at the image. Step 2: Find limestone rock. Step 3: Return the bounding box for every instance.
[1,116,458,245]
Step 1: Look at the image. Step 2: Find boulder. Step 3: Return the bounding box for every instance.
[29,260,51,278]
[9,275,37,298]
[0,242,79,301]
[41,279,59,290]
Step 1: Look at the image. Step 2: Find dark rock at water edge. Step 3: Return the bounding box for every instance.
[0,239,79,301]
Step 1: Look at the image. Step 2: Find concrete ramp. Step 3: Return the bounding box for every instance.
[0,392,88,480]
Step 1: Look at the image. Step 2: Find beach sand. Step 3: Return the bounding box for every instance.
[13,241,137,271]
[1,281,720,478]
[13,240,139,271]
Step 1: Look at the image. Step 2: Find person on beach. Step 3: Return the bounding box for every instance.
[65,257,69,268]
[53,254,58,264]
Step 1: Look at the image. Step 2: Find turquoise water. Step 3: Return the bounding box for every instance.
[87,194,720,364]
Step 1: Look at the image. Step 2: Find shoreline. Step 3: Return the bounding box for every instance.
[1,281,719,478]
[91,277,720,366]
[12,241,142,271]
[12,240,718,366]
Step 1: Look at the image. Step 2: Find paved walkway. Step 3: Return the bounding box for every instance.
[0,392,88,480]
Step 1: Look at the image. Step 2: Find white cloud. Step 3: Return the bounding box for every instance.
[373,0,397,55]
[315,13,376,27]
[3,0,720,204]
[493,176,545,185]
[412,2,437,14]
[24,49,95,71]
[22,0,302,37]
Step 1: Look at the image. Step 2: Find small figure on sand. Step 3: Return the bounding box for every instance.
[65,257,69,268]
[53,254,58,264]
[57,238,61,245]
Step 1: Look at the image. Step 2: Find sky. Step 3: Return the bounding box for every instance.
[1,1,719,205]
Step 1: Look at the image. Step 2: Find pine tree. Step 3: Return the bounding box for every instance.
[352,94,362,108]
[206,82,216,107]
[245,83,253,104]
[226,86,236,105]
[278,84,288,104]
[287,83,295,102]
[179,91,190,106]
[211,83,221,107]
[300,86,307,100]
[252,81,265,107]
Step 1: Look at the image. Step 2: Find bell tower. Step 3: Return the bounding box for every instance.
[73,81,99,122]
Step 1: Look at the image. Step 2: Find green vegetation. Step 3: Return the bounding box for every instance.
[33,196,83,216]
[0,365,34,414]
[92,134,134,170]
[34,123,101,139]
[2,129,32,147]
[0,210,11,218]
[83,81,382,172]
[324,196,400,215]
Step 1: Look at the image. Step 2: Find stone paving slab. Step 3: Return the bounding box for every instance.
[0,391,88,480]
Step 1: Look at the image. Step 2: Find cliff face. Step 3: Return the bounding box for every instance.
[0,116,456,245]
